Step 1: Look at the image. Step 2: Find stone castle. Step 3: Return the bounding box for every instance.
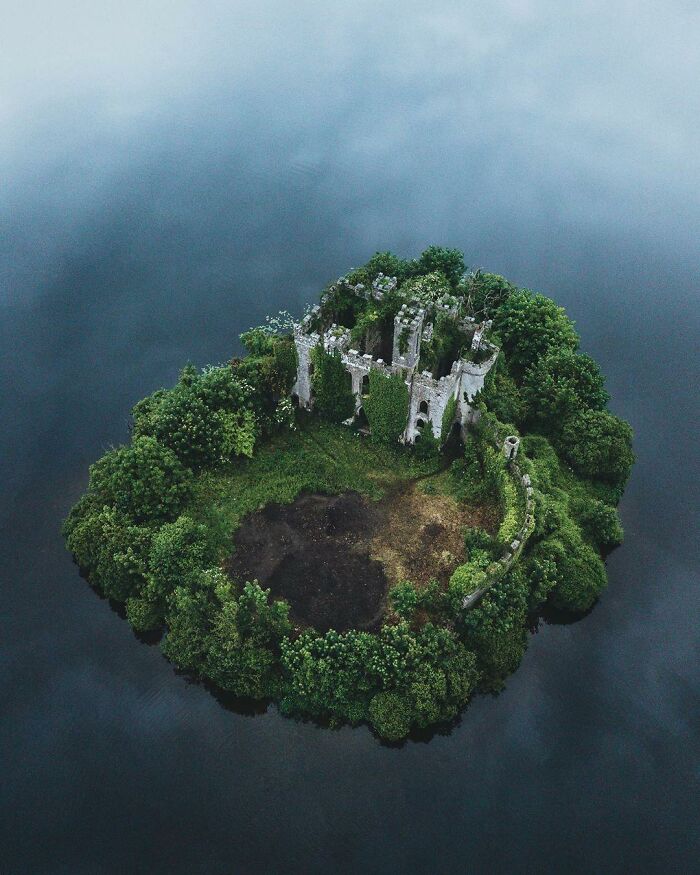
[291,273,500,444]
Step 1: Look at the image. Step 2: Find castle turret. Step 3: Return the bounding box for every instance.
[392,304,425,370]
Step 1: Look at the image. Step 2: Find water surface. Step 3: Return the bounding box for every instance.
[1,4,698,873]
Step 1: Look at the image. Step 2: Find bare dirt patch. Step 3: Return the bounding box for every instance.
[369,481,499,589]
[226,482,498,633]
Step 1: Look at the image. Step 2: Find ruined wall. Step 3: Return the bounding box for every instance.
[292,277,499,444]
[461,439,536,610]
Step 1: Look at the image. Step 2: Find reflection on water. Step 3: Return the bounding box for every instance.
[2,3,699,873]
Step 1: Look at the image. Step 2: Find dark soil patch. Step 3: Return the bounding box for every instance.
[226,483,498,633]
[226,492,387,633]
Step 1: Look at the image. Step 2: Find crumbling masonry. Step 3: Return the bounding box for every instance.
[292,273,500,444]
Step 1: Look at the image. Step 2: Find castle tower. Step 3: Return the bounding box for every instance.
[392,304,425,370]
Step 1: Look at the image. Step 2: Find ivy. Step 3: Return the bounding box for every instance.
[310,345,355,423]
[364,369,409,444]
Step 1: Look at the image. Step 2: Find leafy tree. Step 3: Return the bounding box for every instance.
[310,346,355,423]
[491,290,579,377]
[240,327,276,357]
[478,354,527,425]
[125,594,163,631]
[364,369,409,444]
[459,568,529,691]
[363,251,414,284]
[522,349,609,432]
[369,691,412,740]
[390,581,419,621]
[88,436,192,523]
[457,270,517,319]
[570,496,624,552]
[559,408,634,489]
[539,536,607,613]
[205,579,290,699]
[133,366,256,468]
[63,503,151,602]
[148,515,216,602]
[415,246,465,288]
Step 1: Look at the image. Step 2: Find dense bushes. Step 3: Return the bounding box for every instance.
[64,247,633,741]
[88,436,192,523]
[133,365,256,468]
[364,370,409,444]
[279,622,478,738]
[522,348,609,431]
[559,408,634,491]
[491,290,579,377]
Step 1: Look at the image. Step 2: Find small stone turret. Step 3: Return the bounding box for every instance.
[392,304,425,370]
[503,435,520,461]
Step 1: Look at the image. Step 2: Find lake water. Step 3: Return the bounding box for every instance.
[1,4,699,873]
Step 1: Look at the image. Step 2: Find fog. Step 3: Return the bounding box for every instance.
[1,4,698,873]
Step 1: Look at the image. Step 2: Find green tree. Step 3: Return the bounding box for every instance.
[369,691,412,740]
[522,349,609,433]
[491,290,579,377]
[363,251,414,284]
[459,568,529,691]
[570,496,624,552]
[63,503,151,602]
[559,408,634,489]
[148,515,215,602]
[457,271,517,319]
[416,246,465,288]
[88,436,192,523]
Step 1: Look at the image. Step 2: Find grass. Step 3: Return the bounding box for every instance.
[186,415,444,553]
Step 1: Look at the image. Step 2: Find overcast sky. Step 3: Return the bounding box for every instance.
[3,2,699,268]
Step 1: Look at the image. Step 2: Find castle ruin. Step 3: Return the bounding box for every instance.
[291,273,499,444]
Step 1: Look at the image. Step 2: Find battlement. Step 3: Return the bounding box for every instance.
[291,276,499,445]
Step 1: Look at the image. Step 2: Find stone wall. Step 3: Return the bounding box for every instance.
[292,277,499,444]
[461,440,536,610]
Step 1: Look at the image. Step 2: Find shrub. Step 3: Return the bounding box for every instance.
[88,436,192,523]
[364,369,409,445]
[369,691,412,740]
[415,246,465,288]
[390,581,419,620]
[400,271,452,308]
[559,408,634,489]
[522,349,609,433]
[464,528,499,561]
[310,346,355,423]
[497,476,522,546]
[491,290,579,377]
[570,496,624,551]
[63,503,151,602]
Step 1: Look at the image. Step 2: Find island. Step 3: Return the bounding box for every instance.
[64,246,634,740]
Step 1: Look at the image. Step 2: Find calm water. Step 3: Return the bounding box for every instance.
[2,4,699,873]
